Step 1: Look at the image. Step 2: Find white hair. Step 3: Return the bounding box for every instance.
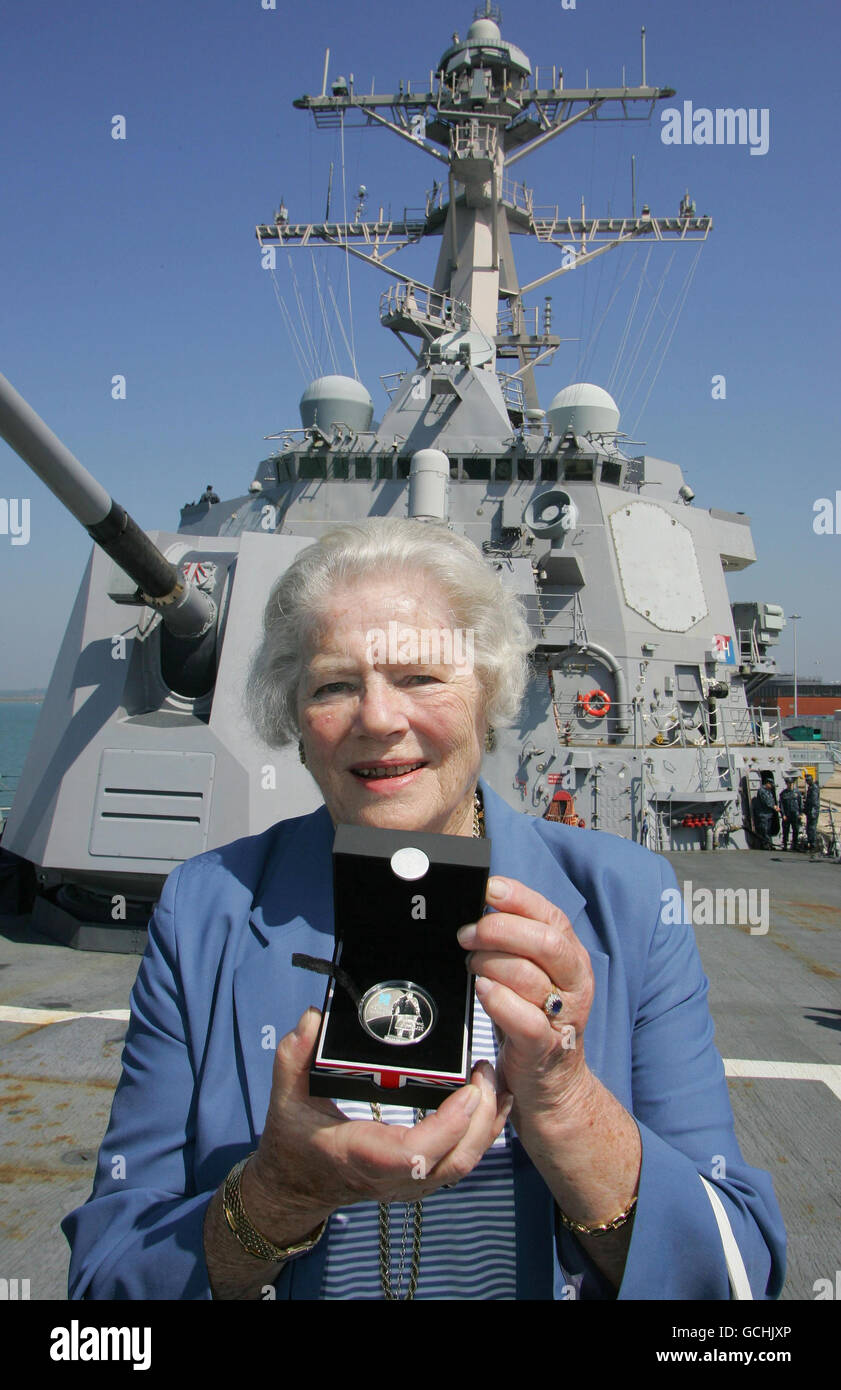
[245,518,534,747]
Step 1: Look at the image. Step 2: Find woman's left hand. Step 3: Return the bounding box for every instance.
[458,875,596,1121]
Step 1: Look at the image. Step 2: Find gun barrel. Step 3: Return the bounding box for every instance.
[0,372,215,638]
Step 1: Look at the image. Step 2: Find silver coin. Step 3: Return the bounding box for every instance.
[358,980,437,1046]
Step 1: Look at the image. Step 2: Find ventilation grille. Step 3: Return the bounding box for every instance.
[90,749,215,860]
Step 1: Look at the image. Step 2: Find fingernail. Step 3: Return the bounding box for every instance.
[474,975,491,1001]
[501,1092,515,1120]
[462,1084,481,1116]
[476,1065,496,1100]
[293,1006,320,1039]
[457,924,477,946]
[487,877,508,902]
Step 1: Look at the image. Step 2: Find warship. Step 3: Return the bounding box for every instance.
[0,6,838,1304]
[0,4,802,953]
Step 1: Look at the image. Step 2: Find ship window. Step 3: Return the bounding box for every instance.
[353,458,372,479]
[299,456,327,479]
[600,460,623,486]
[450,458,460,479]
[564,458,594,480]
[331,457,349,479]
[463,457,491,481]
[494,459,512,481]
[396,457,411,479]
[377,457,394,480]
[517,459,535,481]
[540,460,558,481]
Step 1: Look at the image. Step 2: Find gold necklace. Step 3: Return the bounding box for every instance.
[370,788,485,1300]
[370,1099,425,1299]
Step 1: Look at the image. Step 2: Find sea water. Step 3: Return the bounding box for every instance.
[0,701,42,822]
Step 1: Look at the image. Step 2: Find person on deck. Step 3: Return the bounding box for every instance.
[804,774,820,853]
[779,776,803,851]
[752,775,778,850]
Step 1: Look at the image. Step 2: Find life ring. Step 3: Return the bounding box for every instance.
[581,688,611,718]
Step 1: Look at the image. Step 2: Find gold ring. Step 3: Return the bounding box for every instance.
[543,990,564,1020]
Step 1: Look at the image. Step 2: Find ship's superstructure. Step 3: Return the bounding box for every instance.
[1,7,792,947]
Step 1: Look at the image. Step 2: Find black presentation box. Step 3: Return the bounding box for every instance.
[310,822,491,1109]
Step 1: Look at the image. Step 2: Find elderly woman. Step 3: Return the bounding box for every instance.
[63,518,785,1300]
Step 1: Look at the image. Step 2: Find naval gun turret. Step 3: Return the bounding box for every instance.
[0,373,322,950]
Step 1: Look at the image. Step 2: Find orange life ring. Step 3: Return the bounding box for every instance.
[581,688,611,718]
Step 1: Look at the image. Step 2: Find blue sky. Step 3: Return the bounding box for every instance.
[1,0,839,687]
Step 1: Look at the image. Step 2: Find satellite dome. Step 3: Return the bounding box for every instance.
[299,375,374,433]
[547,383,621,437]
[438,17,530,78]
[466,17,501,42]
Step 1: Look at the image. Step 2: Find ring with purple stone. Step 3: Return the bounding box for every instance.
[542,989,564,1021]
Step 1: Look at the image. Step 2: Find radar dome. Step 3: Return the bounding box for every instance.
[466,18,501,42]
[547,383,621,437]
[299,375,374,433]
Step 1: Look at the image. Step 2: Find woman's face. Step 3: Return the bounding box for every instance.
[296,574,484,836]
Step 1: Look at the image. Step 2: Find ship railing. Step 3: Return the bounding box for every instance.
[380,371,407,400]
[636,704,785,750]
[785,740,840,771]
[540,693,783,756]
[720,705,784,746]
[497,304,543,338]
[500,177,534,217]
[379,282,463,330]
[709,704,785,748]
[497,372,526,412]
[400,79,439,97]
[748,705,785,746]
[531,65,566,92]
[450,121,498,161]
[548,696,636,744]
[531,593,587,646]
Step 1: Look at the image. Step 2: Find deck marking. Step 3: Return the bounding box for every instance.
[724,1058,841,1103]
[0,1005,130,1025]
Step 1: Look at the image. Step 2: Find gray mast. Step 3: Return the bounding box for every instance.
[262,8,710,413]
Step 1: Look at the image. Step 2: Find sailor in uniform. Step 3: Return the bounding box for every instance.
[752,775,778,850]
[779,776,803,851]
[804,775,820,852]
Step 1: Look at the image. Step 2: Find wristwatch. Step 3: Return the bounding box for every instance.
[223,1153,327,1262]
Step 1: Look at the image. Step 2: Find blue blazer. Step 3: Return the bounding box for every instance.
[63,781,786,1299]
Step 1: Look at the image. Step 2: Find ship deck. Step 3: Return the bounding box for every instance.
[0,847,838,1301]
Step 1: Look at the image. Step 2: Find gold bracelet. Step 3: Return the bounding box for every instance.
[558,1192,638,1237]
[223,1152,327,1262]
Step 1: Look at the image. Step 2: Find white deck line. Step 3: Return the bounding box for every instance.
[724,1057,841,1103]
[0,1005,131,1025]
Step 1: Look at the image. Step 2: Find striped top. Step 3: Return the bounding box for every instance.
[319,999,517,1299]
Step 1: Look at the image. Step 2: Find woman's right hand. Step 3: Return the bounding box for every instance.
[241,1006,512,1247]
